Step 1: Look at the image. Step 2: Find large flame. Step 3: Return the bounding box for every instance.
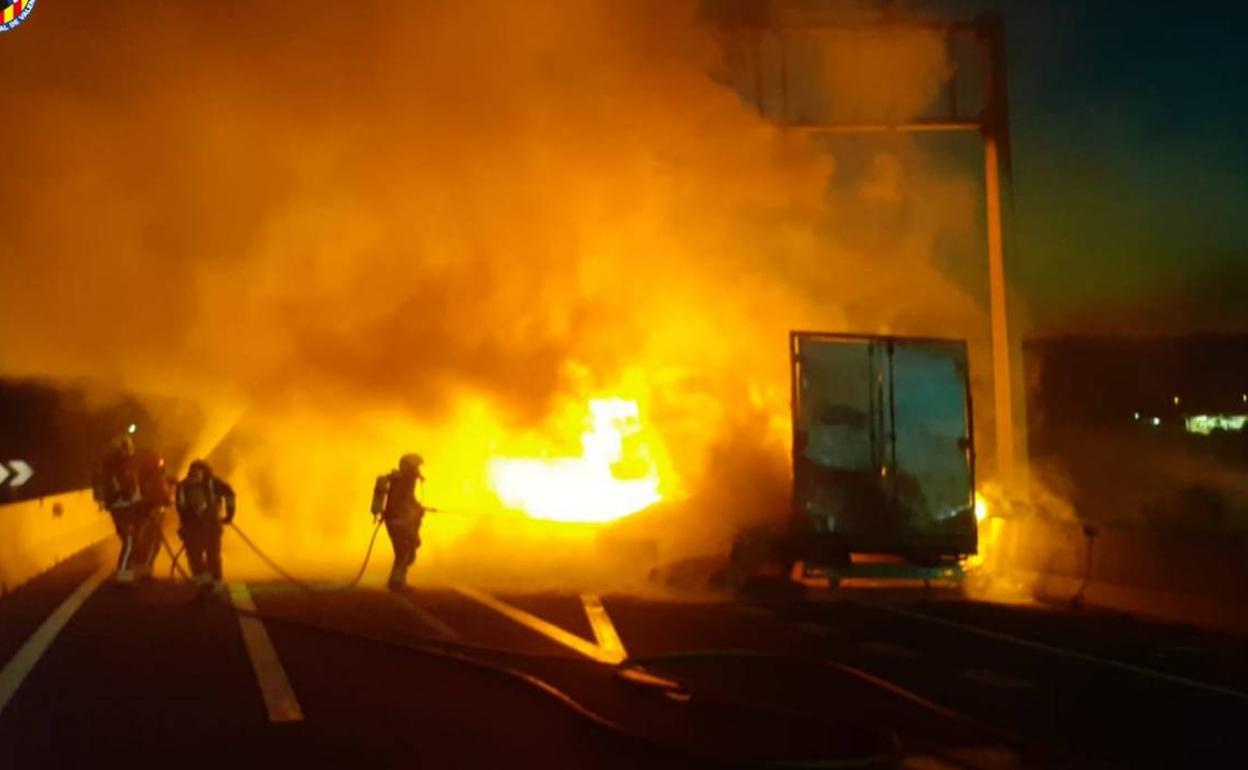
[489,398,663,523]
[0,2,996,585]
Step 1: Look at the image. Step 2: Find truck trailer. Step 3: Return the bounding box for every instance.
[730,331,978,590]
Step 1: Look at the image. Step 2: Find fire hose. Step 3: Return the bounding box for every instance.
[148,516,906,768]
[229,518,387,592]
[165,506,531,591]
[348,518,386,587]
[222,504,574,590]
[160,519,385,592]
[158,531,190,581]
[136,508,1091,767]
[222,600,902,769]
[161,520,374,593]
[144,521,1050,768]
[612,650,1105,769]
[167,543,185,579]
[224,521,322,592]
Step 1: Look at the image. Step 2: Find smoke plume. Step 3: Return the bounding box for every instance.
[1,1,988,586]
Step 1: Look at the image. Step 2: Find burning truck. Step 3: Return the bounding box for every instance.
[725,331,977,592]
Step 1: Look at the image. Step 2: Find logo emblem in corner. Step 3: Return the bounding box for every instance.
[0,0,35,34]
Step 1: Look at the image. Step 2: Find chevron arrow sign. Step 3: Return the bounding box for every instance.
[1,460,34,488]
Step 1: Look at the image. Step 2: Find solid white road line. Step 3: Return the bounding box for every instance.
[454,586,625,664]
[859,600,1248,702]
[580,594,626,661]
[0,565,109,716]
[229,583,304,723]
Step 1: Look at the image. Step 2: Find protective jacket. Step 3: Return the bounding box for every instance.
[372,470,425,523]
[176,473,236,529]
[94,449,140,511]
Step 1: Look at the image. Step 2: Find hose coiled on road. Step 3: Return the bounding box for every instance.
[150,519,907,766]
[191,523,901,767]
[229,601,901,769]
[149,517,1101,770]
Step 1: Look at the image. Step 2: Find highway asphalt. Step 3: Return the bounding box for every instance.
[2,543,1246,769]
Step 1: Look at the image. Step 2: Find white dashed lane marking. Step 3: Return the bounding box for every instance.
[229,583,304,723]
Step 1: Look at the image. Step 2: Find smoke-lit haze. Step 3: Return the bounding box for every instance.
[0,1,988,586]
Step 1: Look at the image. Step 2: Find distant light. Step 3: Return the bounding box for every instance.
[974,494,989,523]
[1173,396,1181,406]
[1242,394,1246,403]
[1133,412,1140,421]
[1185,414,1248,436]
[127,424,137,434]
[1151,417,1161,427]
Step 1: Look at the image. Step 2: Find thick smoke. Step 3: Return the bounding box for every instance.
[1,1,988,586]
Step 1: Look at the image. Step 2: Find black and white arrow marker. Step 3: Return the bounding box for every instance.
[0,460,34,488]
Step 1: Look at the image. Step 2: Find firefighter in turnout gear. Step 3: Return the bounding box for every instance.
[372,454,427,592]
[176,460,236,597]
[130,449,174,581]
[93,433,144,583]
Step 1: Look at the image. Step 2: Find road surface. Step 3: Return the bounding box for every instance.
[2,542,1246,769]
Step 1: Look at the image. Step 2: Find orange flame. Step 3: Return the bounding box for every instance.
[489,398,663,523]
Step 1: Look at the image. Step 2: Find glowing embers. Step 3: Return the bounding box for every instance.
[489,398,662,523]
[1184,414,1248,436]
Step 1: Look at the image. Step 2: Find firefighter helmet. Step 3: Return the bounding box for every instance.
[398,453,424,478]
[111,433,135,455]
[135,448,164,472]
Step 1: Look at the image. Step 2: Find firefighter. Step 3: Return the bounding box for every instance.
[93,433,143,583]
[371,453,427,592]
[130,449,173,581]
[175,460,236,597]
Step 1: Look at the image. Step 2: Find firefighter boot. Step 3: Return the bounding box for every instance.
[387,562,410,592]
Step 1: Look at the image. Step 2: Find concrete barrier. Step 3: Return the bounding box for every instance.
[982,513,1248,634]
[0,490,113,594]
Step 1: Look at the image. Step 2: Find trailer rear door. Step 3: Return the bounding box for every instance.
[790,332,976,558]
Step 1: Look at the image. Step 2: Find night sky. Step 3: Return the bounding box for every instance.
[930,0,1248,334]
